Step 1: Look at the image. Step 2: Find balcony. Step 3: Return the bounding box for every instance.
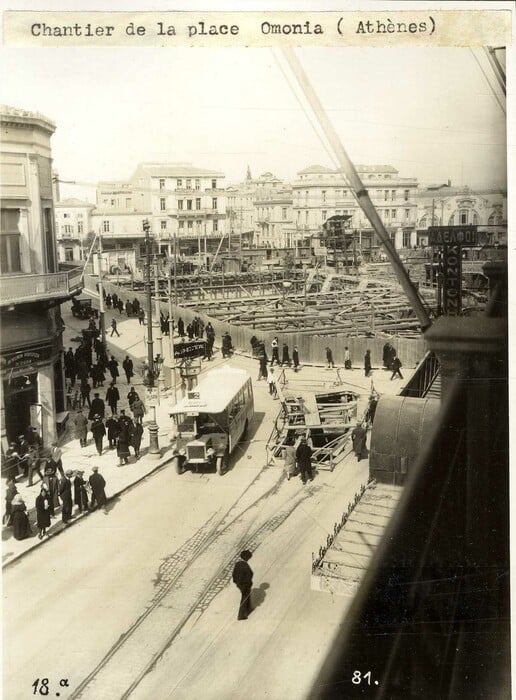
[0,267,83,306]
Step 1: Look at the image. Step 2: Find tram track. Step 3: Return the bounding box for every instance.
[70,462,316,700]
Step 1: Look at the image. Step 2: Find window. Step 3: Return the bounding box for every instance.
[305,211,308,224]
[186,178,191,189]
[211,179,217,189]
[322,190,327,203]
[322,210,327,221]
[160,198,166,211]
[178,200,184,210]
[212,197,218,210]
[403,231,411,248]
[384,190,389,201]
[177,179,183,188]
[159,178,165,190]
[196,198,201,210]
[0,232,21,273]
[111,199,115,206]
[103,220,110,232]
[404,189,410,201]
[335,189,340,199]
[65,248,74,261]
[179,221,184,230]
[126,198,131,208]
[161,220,167,231]
[187,200,192,210]
[63,224,73,234]
[187,220,193,230]
[195,179,201,190]
[405,209,410,221]
[384,209,390,220]
[282,207,287,220]
[78,221,83,234]
[391,209,397,220]
[213,219,218,232]
[391,190,396,200]
[63,213,69,218]
[459,210,468,225]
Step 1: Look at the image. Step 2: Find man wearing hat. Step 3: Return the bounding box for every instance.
[59,469,74,524]
[89,466,107,510]
[295,435,314,485]
[232,550,254,620]
[90,415,106,456]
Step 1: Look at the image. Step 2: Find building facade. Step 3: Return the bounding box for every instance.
[253,174,293,249]
[0,105,82,448]
[416,185,507,246]
[55,197,95,263]
[289,164,419,251]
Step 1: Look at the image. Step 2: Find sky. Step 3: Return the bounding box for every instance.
[0,42,508,202]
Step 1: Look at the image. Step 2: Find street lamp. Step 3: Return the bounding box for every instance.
[142,218,160,456]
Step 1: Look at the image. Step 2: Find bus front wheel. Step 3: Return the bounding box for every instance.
[216,454,226,476]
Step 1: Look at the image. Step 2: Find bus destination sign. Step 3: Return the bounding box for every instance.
[428,226,478,247]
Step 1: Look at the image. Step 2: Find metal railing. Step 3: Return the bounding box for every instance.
[399,350,440,399]
[0,267,83,305]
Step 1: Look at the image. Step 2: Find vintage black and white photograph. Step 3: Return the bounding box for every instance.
[0,2,512,698]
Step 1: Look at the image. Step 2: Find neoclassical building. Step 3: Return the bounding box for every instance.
[0,105,82,448]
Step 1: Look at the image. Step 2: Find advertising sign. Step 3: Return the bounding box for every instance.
[428,226,478,247]
[173,340,206,360]
[442,244,462,315]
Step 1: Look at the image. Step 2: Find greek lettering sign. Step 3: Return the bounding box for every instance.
[428,226,478,247]
[173,340,206,360]
[145,387,158,407]
[442,244,462,315]
[0,344,53,371]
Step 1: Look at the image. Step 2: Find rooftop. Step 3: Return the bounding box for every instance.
[297,164,401,176]
[0,104,56,134]
[169,366,251,415]
[139,163,225,178]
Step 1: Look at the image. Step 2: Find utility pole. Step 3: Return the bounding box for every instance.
[97,233,106,346]
[154,254,164,396]
[143,218,160,456]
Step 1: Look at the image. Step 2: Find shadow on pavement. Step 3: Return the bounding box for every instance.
[251,582,270,612]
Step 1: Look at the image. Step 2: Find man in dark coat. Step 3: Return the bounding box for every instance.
[130,422,144,459]
[106,414,120,449]
[364,349,372,377]
[80,378,91,409]
[91,416,106,455]
[107,356,119,382]
[75,409,88,447]
[177,317,185,337]
[296,436,313,484]
[122,355,134,384]
[351,423,369,462]
[89,392,105,420]
[293,346,300,372]
[106,382,120,414]
[232,550,254,620]
[59,469,73,523]
[89,466,107,509]
[391,355,403,380]
[73,470,90,513]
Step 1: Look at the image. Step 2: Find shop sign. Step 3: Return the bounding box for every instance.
[0,345,53,372]
[442,244,462,316]
[173,340,206,360]
[428,226,478,247]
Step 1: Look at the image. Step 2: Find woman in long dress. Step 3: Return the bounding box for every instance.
[10,494,31,540]
[35,485,51,539]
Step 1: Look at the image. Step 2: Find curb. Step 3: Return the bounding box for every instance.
[3,450,175,570]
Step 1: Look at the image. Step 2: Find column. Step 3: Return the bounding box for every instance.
[38,363,57,445]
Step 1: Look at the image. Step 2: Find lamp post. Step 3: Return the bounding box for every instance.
[97,232,106,346]
[142,218,160,456]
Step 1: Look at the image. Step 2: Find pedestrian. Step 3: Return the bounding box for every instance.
[131,396,146,425]
[110,318,120,337]
[89,392,105,420]
[281,343,291,367]
[138,307,145,326]
[131,422,144,459]
[293,346,300,372]
[351,423,369,462]
[59,470,74,524]
[89,466,107,510]
[43,464,60,517]
[390,355,403,380]
[232,550,254,620]
[10,494,31,540]
[127,387,139,409]
[112,292,118,307]
[122,355,134,384]
[257,352,268,381]
[73,470,90,514]
[4,477,18,525]
[177,317,185,337]
[106,414,120,449]
[271,337,280,366]
[90,415,106,455]
[296,435,313,484]
[364,349,372,377]
[107,355,119,383]
[80,378,91,409]
[49,441,65,478]
[222,332,233,358]
[117,421,132,465]
[117,299,124,315]
[27,446,44,487]
[325,347,335,369]
[187,322,194,340]
[344,346,352,369]
[267,367,277,398]
[106,293,112,309]
[365,393,379,426]
[74,409,88,447]
[106,382,120,414]
[35,484,51,539]
[283,439,296,481]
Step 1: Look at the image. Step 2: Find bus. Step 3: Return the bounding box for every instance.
[168,366,254,475]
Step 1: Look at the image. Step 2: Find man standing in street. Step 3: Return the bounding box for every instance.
[110,318,120,337]
[59,469,73,524]
[122,355,134,384]
[90,415,106,456]
[351,422,369,462]
[232,550,254,620]
[325,346,335,369]
[106,382,120,415]
[296,436,313,484]
[391,355,403,380]
[89,392,105,420]
[89,466,107,510]
[74,409,88,448]
[364,349,372,377]
[271,337,280,366]
[107,355,119,383]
